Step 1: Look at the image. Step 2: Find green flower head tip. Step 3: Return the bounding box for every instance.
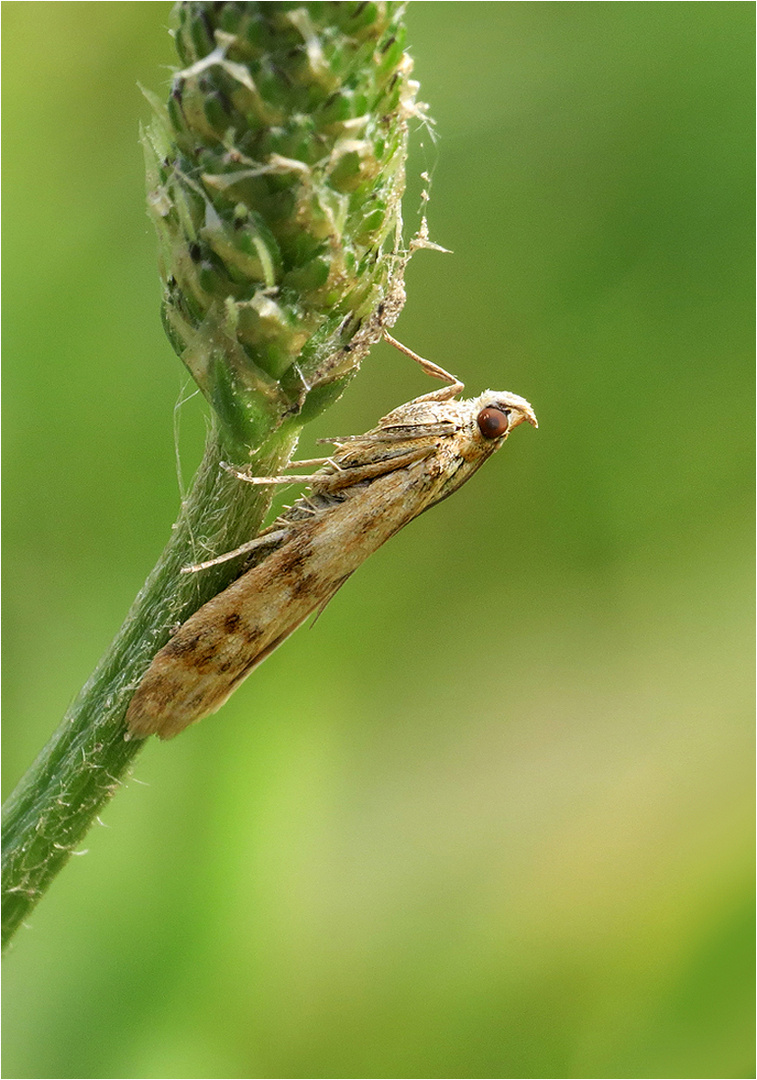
[143,1,421,451]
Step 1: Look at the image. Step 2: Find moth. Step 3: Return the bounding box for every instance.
[125,335,537,739]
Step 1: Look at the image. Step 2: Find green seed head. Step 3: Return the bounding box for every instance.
[143,1,419,451]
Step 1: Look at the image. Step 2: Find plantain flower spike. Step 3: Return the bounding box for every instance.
[142,1,420,454]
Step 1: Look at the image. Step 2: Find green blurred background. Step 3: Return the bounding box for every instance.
[3,3,753,1077]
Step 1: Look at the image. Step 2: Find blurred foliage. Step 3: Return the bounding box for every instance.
[3,3,753,1078]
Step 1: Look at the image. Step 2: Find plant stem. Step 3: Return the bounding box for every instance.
[2,422,295,947]
[2,0,417,949]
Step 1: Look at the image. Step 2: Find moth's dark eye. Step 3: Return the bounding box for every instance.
[477,406,509,439]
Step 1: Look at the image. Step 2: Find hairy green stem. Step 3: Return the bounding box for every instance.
[2,424,294,946]
[2,0,417,948]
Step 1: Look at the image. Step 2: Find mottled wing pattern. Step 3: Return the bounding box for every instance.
[125,387,536,740]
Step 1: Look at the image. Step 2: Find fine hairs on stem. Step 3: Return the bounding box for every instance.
[2,1,420,949]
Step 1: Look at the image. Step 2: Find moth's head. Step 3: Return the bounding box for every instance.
[472,390,538,442]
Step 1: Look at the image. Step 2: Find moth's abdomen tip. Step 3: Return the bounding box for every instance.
[125,695,193,741]
[125,683,177,740]
[124,703,157,740]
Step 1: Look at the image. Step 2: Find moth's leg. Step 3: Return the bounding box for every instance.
[282,497,318,517]
[284,456,335,469]
[314,445,435,493]
[220,461,313,485]
[288,493,321,514]
[181,529,289,573]
[383,331,463,401]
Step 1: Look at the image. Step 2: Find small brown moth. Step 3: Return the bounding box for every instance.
[125,336,537,739]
